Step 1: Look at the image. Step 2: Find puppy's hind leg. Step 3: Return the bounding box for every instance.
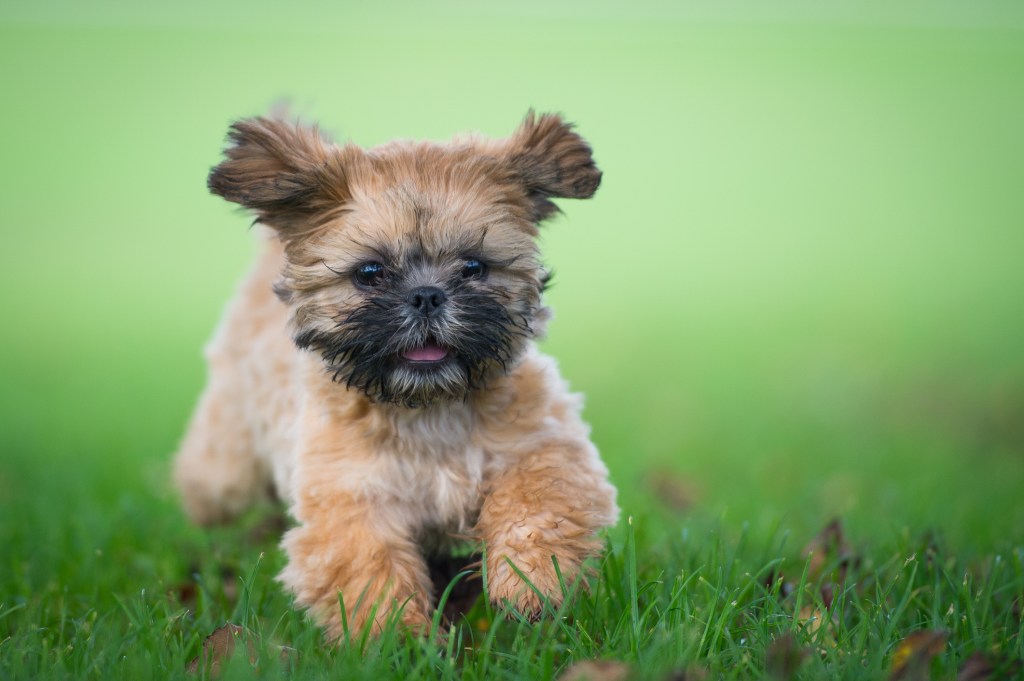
[173,378,268,526]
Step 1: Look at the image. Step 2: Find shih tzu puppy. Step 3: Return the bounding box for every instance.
[173,111,619,638]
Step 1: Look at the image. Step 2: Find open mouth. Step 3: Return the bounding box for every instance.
[401,342,450,364]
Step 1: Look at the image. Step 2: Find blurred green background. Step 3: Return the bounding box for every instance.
[2,1,1023,557]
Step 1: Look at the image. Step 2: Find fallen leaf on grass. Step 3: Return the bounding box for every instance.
[819,581,837,610]
[186,623,255,676]
[169,563,240,612]
[763,572,796,599]
[765,633,810,679]
[169,562,205,611]
[559,660,632,681]
[767,519,859,599]
[796,604,836,643]
[765,519,858,642]
[888,629,948,681]
[170,580,198,610]
[802,519,857,582]
[957,653,995,681]
[957,652,1022,681]
[277,645,299,670]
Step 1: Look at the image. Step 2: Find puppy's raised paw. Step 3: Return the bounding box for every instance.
[486,551,567,620]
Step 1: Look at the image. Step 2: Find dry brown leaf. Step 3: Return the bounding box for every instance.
[169,562,203,611]
[957,653,995,681]
[888,629,948,681]
[802,519,856,582]
[765,632,810,679]
[559,660,632,681]
[957,652,1022,681]
[796,604,837,644]
[763,572,796,599]
[767,519,859,612]
[819,582,836,610]
[169,580,198,609]
[186,623,256,676]
[277,645,299,670]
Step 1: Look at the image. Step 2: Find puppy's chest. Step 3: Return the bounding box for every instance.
[356,409,491,532]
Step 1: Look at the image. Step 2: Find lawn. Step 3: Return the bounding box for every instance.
[1,2,1023,679]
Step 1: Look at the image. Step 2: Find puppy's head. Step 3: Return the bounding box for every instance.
[208,111,600,407]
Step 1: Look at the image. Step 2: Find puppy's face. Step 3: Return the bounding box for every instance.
[208,112,600,407]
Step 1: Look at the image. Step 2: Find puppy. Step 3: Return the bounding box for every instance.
[173,112,619,638]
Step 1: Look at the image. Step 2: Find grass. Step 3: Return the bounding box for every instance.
[2,1,1024,679]
[2,481,1021,680]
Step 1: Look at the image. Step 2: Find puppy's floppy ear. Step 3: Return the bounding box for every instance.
[208,117,351,233]
[505,110,602,222]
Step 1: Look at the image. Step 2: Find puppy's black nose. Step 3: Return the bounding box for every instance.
[407,286,447,316]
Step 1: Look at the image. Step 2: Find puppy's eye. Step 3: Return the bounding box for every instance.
[461,258,486,279]
[354,262,386,287]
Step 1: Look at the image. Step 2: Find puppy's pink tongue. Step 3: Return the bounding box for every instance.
[403,344,449,362]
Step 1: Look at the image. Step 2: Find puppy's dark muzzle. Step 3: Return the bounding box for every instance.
[407,286,447,318]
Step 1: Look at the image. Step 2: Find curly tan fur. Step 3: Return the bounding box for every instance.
[173,112,619,640]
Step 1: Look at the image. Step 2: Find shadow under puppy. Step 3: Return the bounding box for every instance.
[174,112,619,639]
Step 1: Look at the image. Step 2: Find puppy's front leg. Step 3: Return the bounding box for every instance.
[278,493,433,640]
[478,440,617,618]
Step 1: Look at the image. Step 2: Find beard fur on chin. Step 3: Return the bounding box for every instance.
[293,288,535,408]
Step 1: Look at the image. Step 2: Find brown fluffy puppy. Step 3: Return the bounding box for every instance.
[173,112,619,639]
